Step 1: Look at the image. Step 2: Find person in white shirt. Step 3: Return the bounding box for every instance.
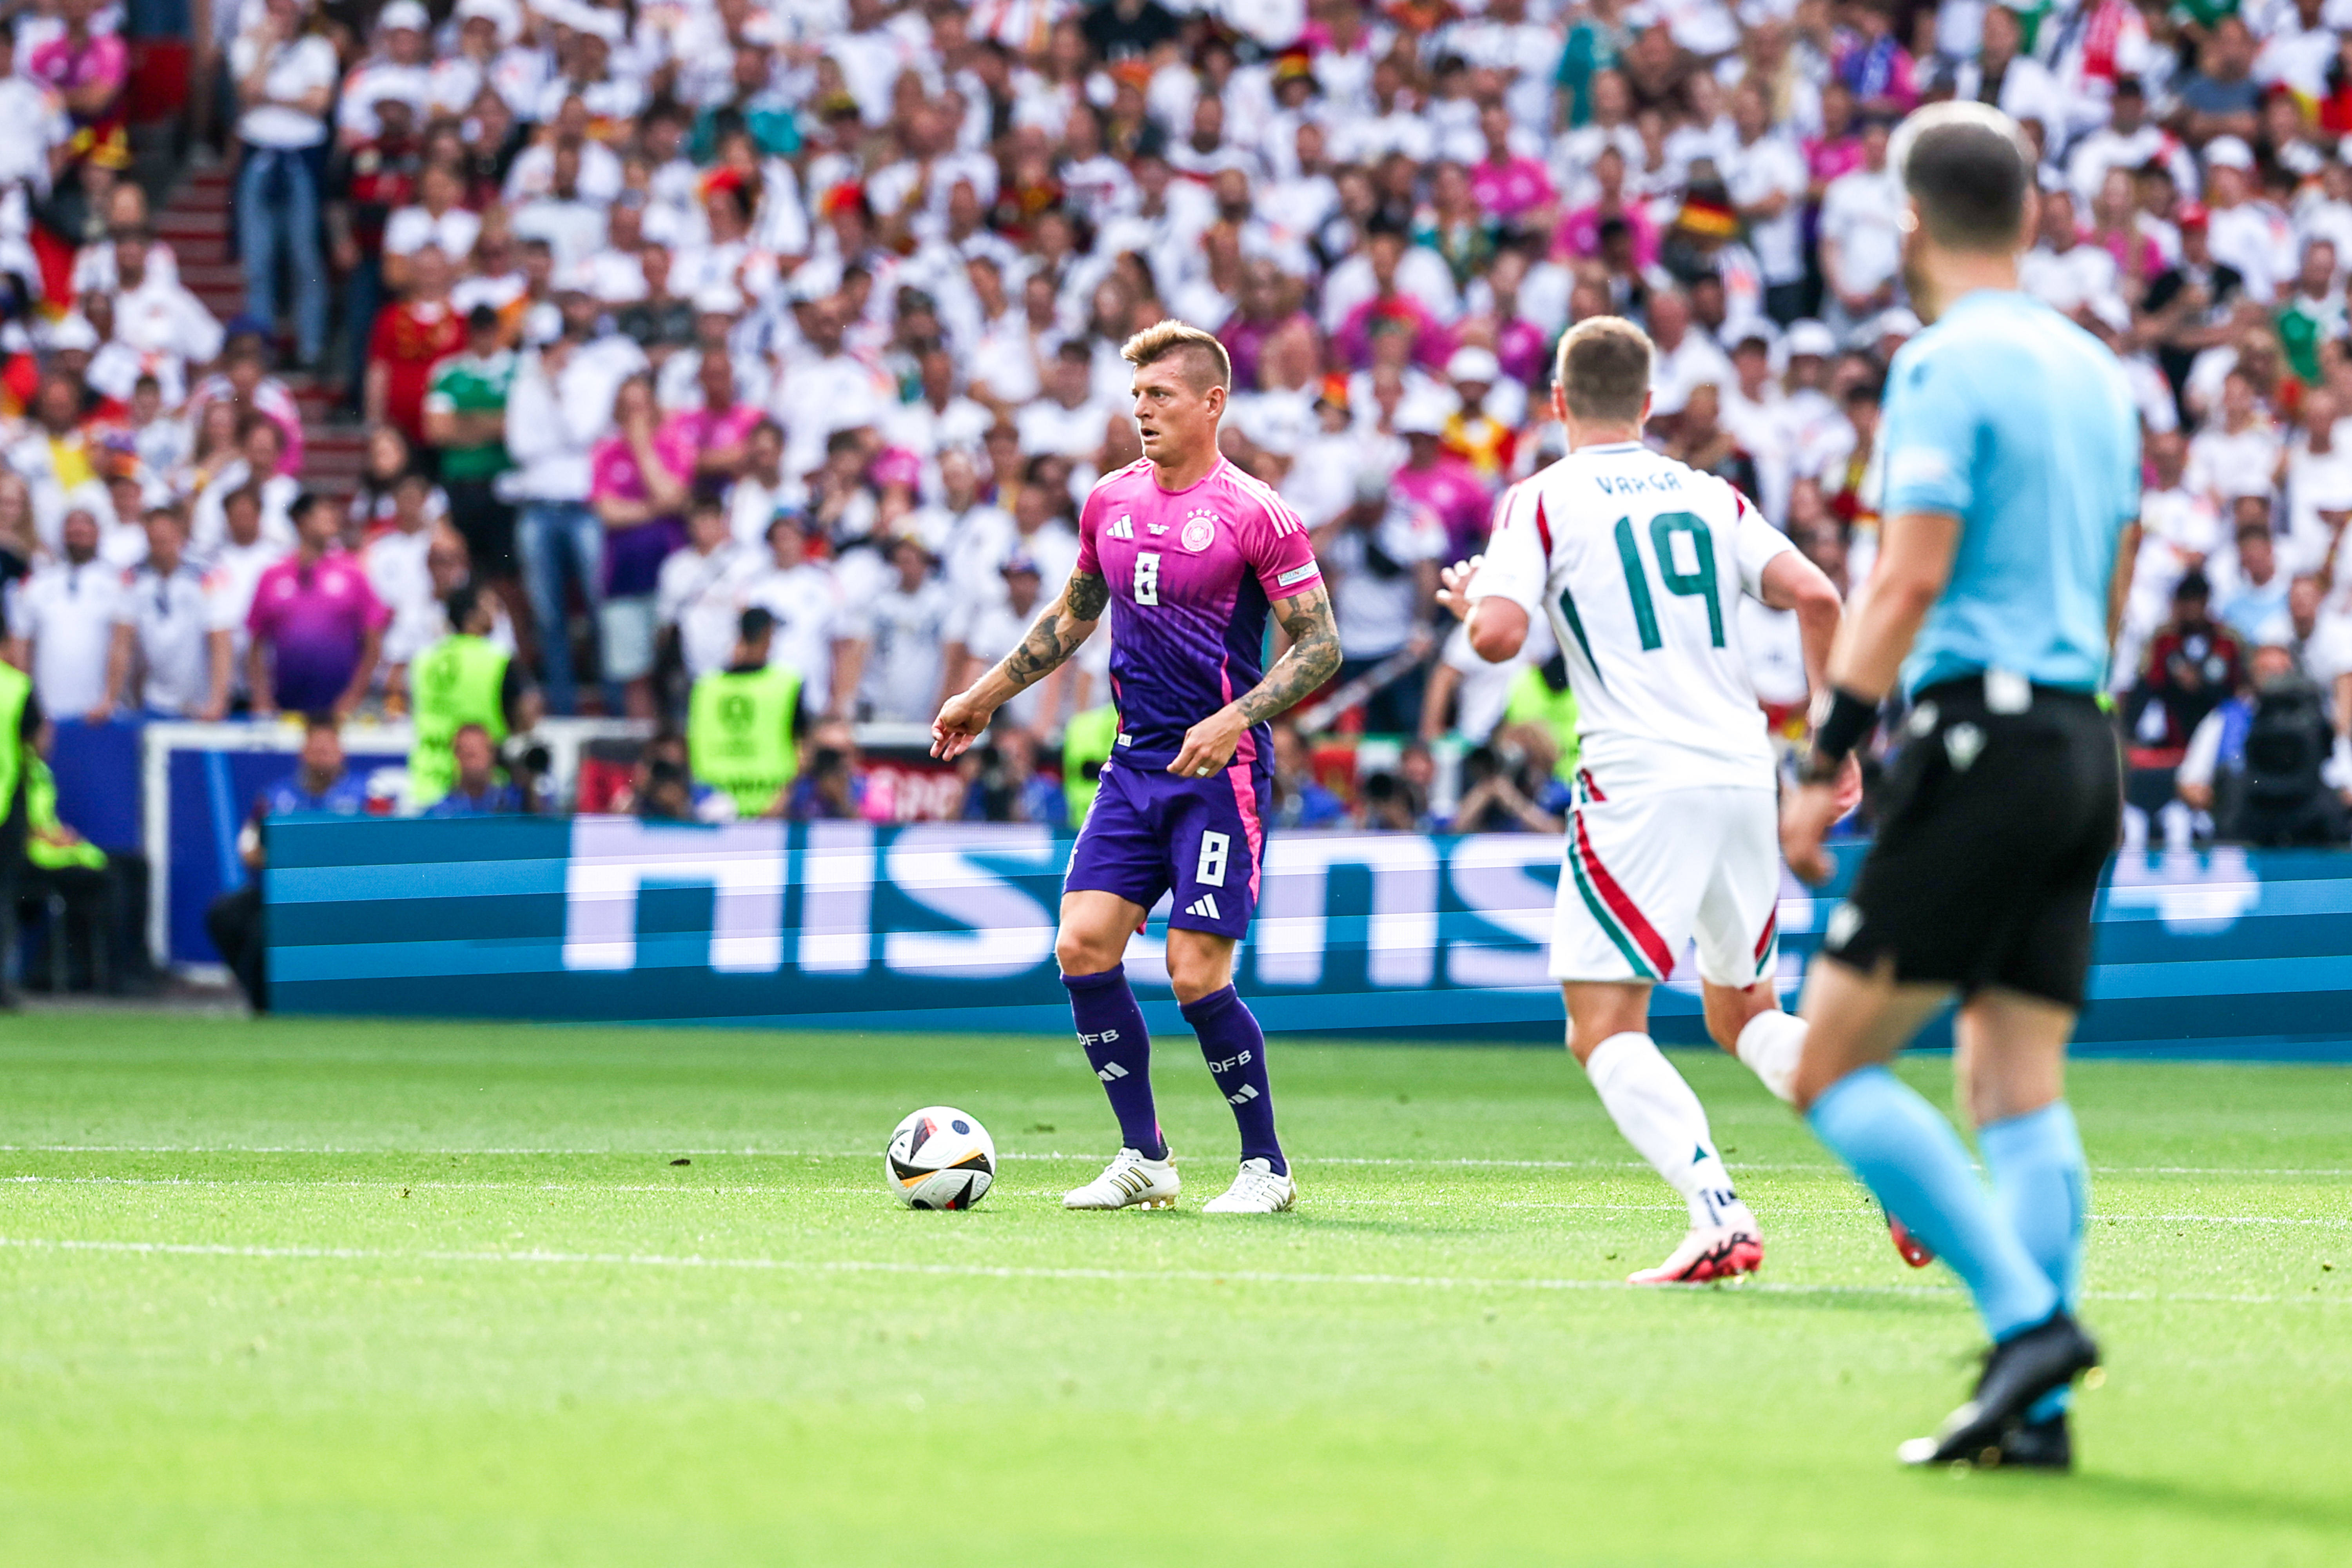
[190,415,299,562]
[383,163,484,296]
[745,512,862,718]
[859,532,955,722]
[1015,339,1117,461]
[1816,119,1904,342]
[361,474,444,700]
[944,554,1064,735]
[231,0,339,366]
[1724,82,1809,324]
[85,223,222,409]
[1445,315,1850,1283]
[2018,189,2120,318]
[103,508,229,720]
[656,495,759,681]
[5,509,125,722]
[2186,369,2285,510]
[202,484,290,705]
[2282,387,2352,575]
[1644,288,1734,425]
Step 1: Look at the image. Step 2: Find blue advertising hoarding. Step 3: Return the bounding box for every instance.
[264,817,2352,1058]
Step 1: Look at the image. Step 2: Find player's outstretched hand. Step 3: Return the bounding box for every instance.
[931,687,993,760]
[1169,706,1247,780]
[1436,555,1484,622]
[1779,779,1842,887]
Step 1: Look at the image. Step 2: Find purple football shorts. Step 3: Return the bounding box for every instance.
[1063,759,1271,939]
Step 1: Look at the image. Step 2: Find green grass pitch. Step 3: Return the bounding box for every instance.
[0,1013,2347,1565]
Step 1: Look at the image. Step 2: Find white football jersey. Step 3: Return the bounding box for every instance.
[1471,440,1795,795]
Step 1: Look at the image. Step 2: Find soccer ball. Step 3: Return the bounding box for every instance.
[884,1106,996,1210]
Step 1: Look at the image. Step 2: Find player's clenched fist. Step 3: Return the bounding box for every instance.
[931,688,993,760]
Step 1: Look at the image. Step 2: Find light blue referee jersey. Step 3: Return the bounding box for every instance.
[1877,289,2141,697]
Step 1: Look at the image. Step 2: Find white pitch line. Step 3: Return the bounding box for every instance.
[3,1145,2347,1179]
[0,1235,2337,1310]
[3,1174,2344,1230]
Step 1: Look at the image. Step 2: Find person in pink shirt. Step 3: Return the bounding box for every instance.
[1467,104,1555,227]
[27,0,129,179]
[1390,396,1497,560]
[1332,221,1455,372]
[664,353,767,495]
[592,374,694,717]
[246,493,387,719]
[1804,81,1867,200]
[1554,147,1659,266]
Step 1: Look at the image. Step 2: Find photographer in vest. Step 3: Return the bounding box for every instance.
[688,606,808,818]
[407,583,540,811]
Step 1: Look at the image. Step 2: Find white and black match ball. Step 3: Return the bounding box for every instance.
[884,1107,996,1210]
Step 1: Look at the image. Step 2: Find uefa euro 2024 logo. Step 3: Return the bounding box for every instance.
[1180,508,1218,552]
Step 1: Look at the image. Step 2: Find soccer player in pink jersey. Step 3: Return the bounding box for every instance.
[933,321,1340,1214]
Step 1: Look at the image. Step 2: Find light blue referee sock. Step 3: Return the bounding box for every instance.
[1808,1066,2060,1340]
[1980,1101,2090,1421]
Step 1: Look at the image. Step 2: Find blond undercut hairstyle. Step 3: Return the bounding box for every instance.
[1121,319,1232,393]
[1554,316,1655,426]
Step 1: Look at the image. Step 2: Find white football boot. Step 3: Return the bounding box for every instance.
[1626,1225,1763,1285]
[1063,1147,1182,1210]
[1200,1157,1296,1214]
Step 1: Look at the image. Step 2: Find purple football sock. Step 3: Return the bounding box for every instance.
[1181,985,1285,1176]
[1063,966,1165,1159]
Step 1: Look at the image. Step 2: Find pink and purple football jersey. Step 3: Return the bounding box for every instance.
[1064,456,1325,938]
[1073,456,1323,773]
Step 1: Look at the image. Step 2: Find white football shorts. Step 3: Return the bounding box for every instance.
[1552,782,1783,988]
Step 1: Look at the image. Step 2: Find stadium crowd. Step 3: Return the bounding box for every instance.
[4,0,2352,846]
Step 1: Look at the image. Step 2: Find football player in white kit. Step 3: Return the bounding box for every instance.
[1440,316,1855,1283]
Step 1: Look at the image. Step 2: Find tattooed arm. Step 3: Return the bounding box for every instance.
[930,570,1110,759]
[1167,583,1342,778]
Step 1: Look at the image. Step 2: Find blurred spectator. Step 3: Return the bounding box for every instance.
[16,714,156,994]
[206,714,365,1011]
[1446,741,1561,834]
[423,722,528,817]
[1269,722,1346,829]
[245,493,385,720]
[2131,570,2249,782]
[5,507,120,722]
[2218,510,2291,642]
[657,495,760,686]
[1318,471,1443,733]
[364,245,466,448]
[422,306,518,581]
[745,511,862,720]
[860,532,953,724]
[231,0,338,368]
[589,374,691,719]
[103,507,230,720]
[2178,643,2351,845]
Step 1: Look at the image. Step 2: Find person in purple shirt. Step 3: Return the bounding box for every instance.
[932,320,1341,1216]
[245,494,387,719]
[1391,396,1499,560]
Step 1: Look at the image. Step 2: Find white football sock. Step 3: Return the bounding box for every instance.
[1584,1031,1755,1233]
[1734,1009,1808,1105]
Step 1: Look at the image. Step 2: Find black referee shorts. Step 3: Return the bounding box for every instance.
[1820,676,2121,1010]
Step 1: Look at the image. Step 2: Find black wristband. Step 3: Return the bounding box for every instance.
[1804,688,1879,780]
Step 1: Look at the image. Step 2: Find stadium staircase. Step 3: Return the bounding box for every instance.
[156,164,367,499]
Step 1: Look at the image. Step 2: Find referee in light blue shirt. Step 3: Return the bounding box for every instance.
[1776,103,2140,1472]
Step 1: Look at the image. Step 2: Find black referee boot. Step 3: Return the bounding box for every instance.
[1990,1412,2073,1471]
[1899,1311,2099,1468]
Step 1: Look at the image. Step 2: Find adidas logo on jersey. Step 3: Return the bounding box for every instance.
[1185,894,1222,921]
[1107,515,1135,540]
[1096,1061,1129,1082]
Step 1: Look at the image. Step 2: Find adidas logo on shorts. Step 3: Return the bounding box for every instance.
[1185,894,1222,921]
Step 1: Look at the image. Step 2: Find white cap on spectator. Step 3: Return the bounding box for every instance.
[2205,136,2256,172]
[39,313,100,353]
[2088,293,2131,335]
[1445,345,1501,386]
[377,0,428,31]
[1874,307,1922,341]
[1394,393,1452,437]
[693,283,744,316]
[454,0,520,44]
[1785,319,1837,359]
[572,7,624,44]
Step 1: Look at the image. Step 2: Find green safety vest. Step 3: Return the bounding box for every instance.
[1504,666,1581,783]
[688,664,802,816]
[25,758,105,871]
[1062,704,1119,825]
[0,661,25,828]
[409,634,511,807]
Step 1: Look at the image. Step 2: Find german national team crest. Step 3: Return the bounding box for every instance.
[1180,509,1218,552]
